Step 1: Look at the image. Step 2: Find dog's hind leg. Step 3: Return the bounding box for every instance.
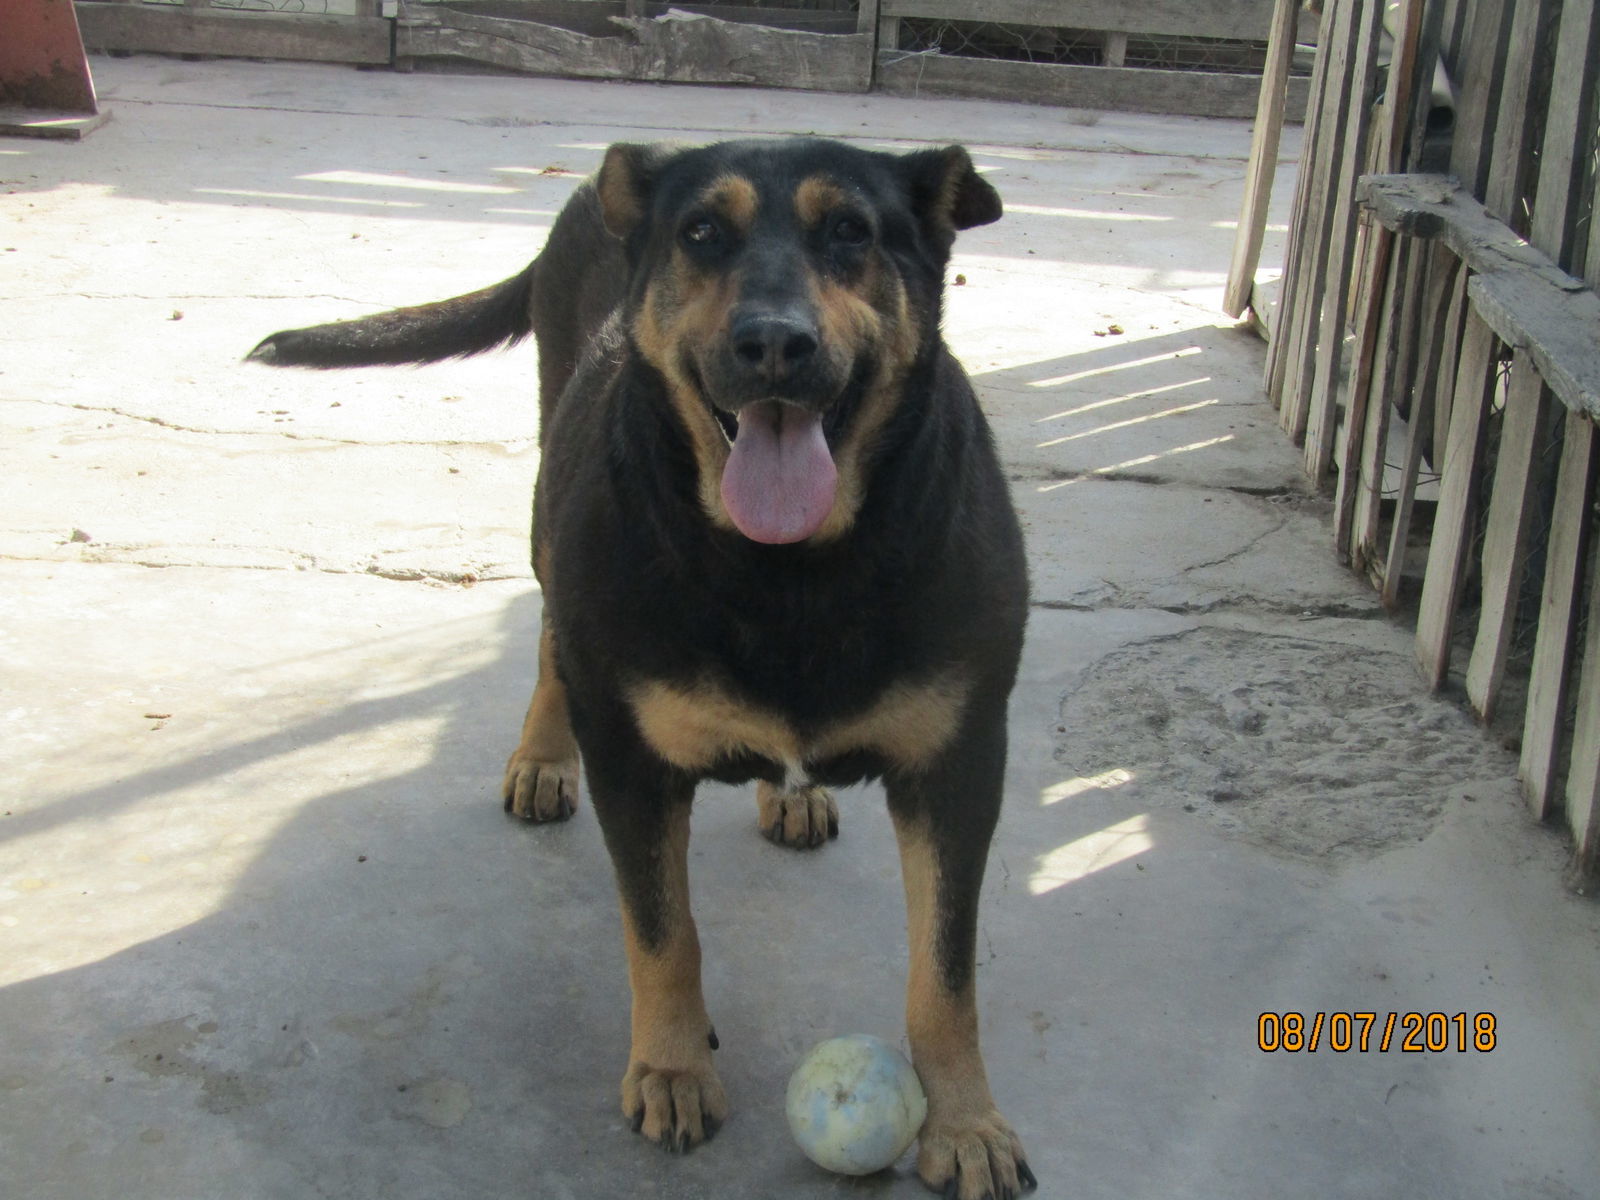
[503,616,581,821]
[755,780,838,849]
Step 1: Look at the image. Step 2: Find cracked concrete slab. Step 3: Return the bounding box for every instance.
[1018,479,1381,615]
[3,55,1597,1200]
[1,400,533,578]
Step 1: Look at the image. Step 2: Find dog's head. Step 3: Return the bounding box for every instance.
[596,138,1000,546]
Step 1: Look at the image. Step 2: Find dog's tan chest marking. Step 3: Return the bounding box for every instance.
[627,673,970,774]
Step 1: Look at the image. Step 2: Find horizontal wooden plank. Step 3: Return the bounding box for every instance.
[400,8,872,92]
[435,1,858,37]
[876,51,1307,120]
[881,0,1278,42]
[1359,173,1600,421]
[1469,272,1600,423]
[75,4,392,63]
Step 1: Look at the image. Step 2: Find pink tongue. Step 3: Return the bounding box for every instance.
[719,401,837,544]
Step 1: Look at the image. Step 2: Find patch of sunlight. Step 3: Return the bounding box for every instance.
[1033,377,1209,424]
[1030,814,1152,895]
[0,712,451,986]
[1036,435,1235,491]
[1212,220,1289,232]
[1007,204,1170,222]
[483,208,556,218]
[1035,398,1219,449]
[298,170,521,195]
[1041,768,1134,806]
[1029,346,1203,390]
[194,188,425,209]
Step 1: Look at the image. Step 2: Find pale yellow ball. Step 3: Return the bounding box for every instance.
[785,1034,927,1175]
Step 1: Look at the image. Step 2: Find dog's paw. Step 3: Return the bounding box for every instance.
[502,752,580,822]
[622,1058,728,1153]
[916,1108,1035,1200]
[756,781,839,849]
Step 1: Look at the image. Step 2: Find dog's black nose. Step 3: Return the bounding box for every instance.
[730,310,819,382]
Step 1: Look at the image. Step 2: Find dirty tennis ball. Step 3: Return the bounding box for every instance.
[786,1034,927,1176]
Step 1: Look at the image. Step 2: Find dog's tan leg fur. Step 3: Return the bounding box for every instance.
[894,812,1029,1200]
[755,780,839,849]
[619,800,728,1149]
[502,618,581,821]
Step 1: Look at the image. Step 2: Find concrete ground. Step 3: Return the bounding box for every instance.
[2,57,1597,1200]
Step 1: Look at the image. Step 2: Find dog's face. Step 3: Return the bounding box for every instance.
[596,139,1000,545]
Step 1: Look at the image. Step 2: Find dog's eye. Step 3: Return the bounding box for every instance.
[830,217,870,246]
[682,219,719,246]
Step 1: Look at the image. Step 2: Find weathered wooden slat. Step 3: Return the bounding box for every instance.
[1449,0,1564,719]
[1222,0,1301,319]
[1350,235,1419,574]
[1382,251,1463,609]
[1467,273,1600,424]
[399,7,874,92]
[855,0,879,38]
[1483,0,1561,233]
[1358,175,1600,424]
[1566,111,1600,878]
[873,51,1306,119]
[1445,0,1514,199]
[1527,0,1600,271]
[1304,0,1386,480]
[1372,0,1427,174]
[1521,413,1597,816]
[1262,0,1333,404]
[75,4,392,63]
[1511,0,1600,822]
[879,0,1281,42]
[1565,543,1600,882]
[1276,0,1359,442]
[1464,360,1556,719]
[1414,311,1500,689]
[1334,224,1396,559]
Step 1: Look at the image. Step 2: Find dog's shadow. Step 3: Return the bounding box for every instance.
[0,585,948,1196]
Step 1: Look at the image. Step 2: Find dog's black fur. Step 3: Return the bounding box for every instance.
[251,137,1034,1200]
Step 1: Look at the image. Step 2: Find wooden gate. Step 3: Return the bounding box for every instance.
[1231,0,1600,888]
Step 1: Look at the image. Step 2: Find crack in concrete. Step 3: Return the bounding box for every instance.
[1177,513,1289,574]
[1008,467,1309,501]
[0,550,527,586]
[0,292,374,305]
[4,397,535,450]
[1032,596,1385,620]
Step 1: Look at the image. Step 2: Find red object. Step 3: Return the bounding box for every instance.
[0,0,99,114]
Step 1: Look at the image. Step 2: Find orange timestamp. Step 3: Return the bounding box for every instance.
[1257,1011,1497,1053]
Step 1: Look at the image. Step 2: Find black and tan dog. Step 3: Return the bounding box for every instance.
[250,138,1034,1199]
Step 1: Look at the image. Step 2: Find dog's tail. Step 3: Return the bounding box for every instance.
[246,258,540,369]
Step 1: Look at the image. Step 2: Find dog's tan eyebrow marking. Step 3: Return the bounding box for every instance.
[696,173,759,233]
[794,175,849,227]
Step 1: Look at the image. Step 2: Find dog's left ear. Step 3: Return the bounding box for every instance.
[596,142,681,239]
[900,145,1003,242]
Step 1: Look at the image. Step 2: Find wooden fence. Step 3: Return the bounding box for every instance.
[73,0,1308,117]
[1229,0,1600,888]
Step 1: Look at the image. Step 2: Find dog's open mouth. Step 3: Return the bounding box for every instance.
[717,399,838,545]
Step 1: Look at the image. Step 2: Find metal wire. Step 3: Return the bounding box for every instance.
[895,17,1293,76]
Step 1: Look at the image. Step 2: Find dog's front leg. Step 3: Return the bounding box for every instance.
[588,759,726,1152]
[888,714,1036,1200]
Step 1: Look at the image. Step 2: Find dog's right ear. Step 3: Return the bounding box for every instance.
[596,142,679,239]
